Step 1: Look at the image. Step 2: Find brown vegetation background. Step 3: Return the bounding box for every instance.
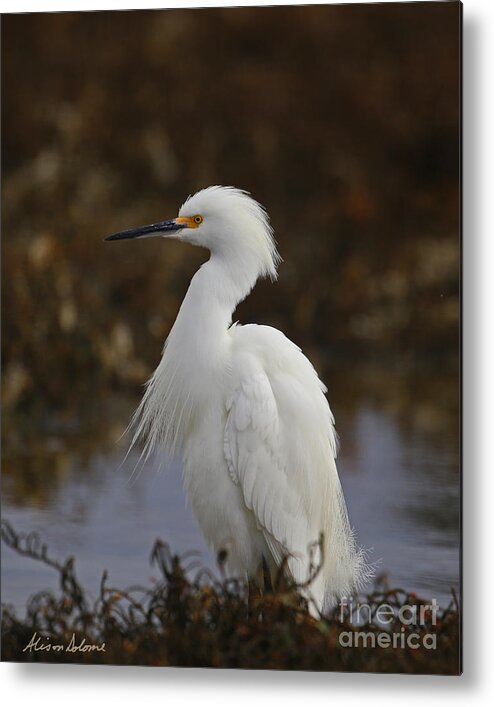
[2,2,460,425]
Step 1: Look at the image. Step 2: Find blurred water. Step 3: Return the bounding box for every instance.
[1,399,460,615]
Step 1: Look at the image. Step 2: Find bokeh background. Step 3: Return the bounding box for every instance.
[2,2,460,612]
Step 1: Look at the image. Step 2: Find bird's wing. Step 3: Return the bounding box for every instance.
[223,359,312,578]
[223,324,369,607]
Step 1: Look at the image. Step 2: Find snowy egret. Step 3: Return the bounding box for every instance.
[105,186,368,612]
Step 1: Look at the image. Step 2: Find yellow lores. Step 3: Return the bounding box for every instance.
[175,214,203,228]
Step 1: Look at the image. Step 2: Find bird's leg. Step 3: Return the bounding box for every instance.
[247,575,262,619]
[262,556,273,594]
[247,557,276,619]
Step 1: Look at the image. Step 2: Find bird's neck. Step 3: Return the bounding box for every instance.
[131,254,260,458]
[152,255,254,433]
[171,253,259,342]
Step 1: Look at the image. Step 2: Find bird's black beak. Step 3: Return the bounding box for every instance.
[104,219,187,242]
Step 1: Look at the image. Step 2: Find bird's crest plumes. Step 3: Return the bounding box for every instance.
[180,186,281,281]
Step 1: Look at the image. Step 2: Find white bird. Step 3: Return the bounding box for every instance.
[106,186,368,613]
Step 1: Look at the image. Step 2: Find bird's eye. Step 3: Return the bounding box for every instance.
[193,215,203,225]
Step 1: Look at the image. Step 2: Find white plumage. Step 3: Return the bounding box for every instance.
[106,186,368,613]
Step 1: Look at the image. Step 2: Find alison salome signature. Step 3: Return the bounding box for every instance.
[23,632,106,654]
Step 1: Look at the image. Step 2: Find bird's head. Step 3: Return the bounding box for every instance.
[105,186,280,281]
